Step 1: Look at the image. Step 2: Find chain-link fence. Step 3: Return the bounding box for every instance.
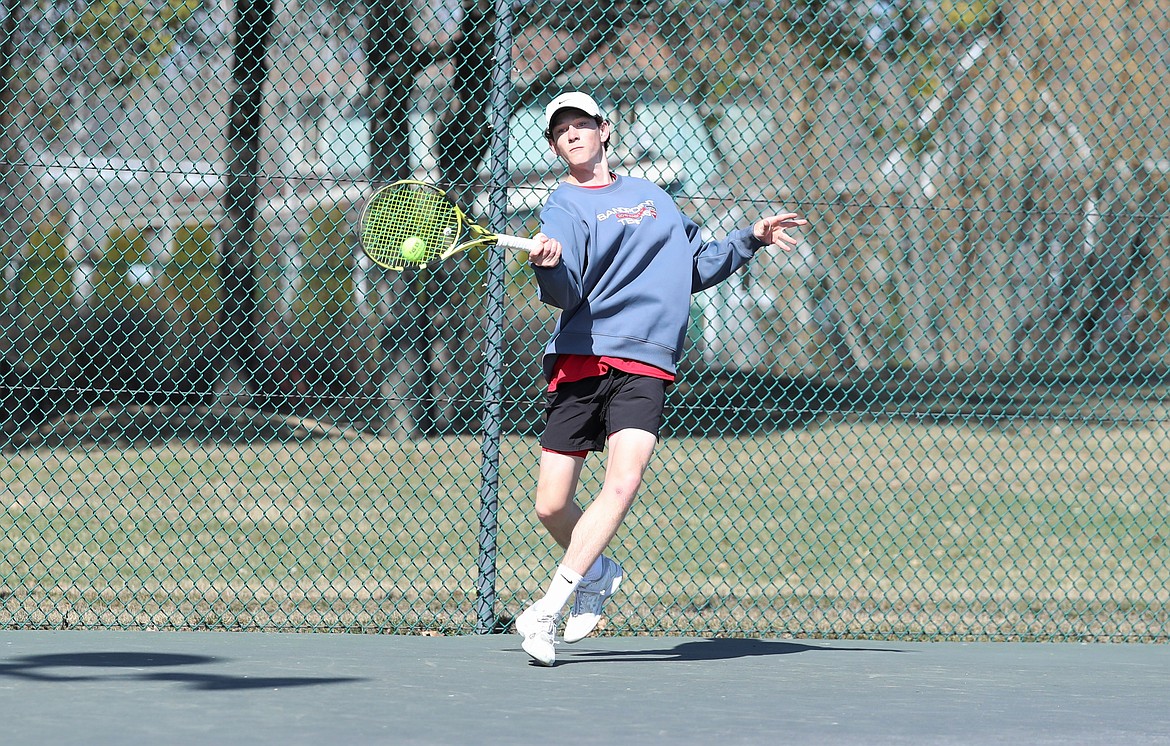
[1,0,1167,641]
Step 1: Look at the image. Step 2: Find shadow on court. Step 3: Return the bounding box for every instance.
[5,631,1168,744]
[558,636,906,664]
[0,650,363,690]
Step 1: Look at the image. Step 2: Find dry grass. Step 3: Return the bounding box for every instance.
[2,415,1168,640]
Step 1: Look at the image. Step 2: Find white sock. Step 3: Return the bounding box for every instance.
[582,556,606,584]
[539,564,583,613]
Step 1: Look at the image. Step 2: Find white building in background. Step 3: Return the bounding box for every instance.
[20,9,815,372]
[35,155,222,258]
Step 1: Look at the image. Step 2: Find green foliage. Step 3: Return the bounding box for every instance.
[15,220,76,369]
[68,0,199,89]
[163,222,221,326]
[300,206,350,272]
[902,41,942,109]
[290,270,355,342]
[939,0,998,32]
[94,222,153,311]
[291,206,355,343]
[18,220,73,317]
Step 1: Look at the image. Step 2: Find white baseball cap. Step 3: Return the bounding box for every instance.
[544,91,603,134]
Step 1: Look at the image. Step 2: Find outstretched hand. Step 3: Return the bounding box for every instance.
[753,213,808,252]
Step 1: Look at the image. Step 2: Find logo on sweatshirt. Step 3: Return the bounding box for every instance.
[597,200,658,225]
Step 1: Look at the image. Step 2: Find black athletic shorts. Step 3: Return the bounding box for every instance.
[540,370,667,453]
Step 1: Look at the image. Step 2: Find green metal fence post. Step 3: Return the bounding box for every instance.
[475,0,517,635]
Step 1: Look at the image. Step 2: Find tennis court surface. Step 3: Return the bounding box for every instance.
[4,630,1168,744]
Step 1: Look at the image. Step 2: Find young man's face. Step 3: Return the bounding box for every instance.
[547,108,610,168]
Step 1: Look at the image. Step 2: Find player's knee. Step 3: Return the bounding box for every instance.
[534,499,571,526]
[603,476,642,507]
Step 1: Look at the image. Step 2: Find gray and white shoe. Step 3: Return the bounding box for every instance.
[564,557,624,643]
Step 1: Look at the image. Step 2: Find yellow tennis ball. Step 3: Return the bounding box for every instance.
[400,236,427,262]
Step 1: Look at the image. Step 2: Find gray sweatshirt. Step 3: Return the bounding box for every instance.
[535,175,763,380]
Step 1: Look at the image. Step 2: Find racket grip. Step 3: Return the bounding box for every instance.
[497,234,540,252]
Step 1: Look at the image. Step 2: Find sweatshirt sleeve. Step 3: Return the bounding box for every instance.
[690,219,766,293]
[533,202,589,310]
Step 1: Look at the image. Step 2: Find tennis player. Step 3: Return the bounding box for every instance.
[515,91,807,665]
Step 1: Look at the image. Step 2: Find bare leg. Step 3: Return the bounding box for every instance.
[517,429,657,664]
[534,449,586,548]
[560,428,657,576]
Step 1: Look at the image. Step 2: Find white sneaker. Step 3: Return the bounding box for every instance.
[515,604,560,666]
[564,557,623,643]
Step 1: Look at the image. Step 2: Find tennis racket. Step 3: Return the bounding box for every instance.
[359,180,539,271]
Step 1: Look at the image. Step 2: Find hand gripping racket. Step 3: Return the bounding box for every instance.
[359,180,538,270]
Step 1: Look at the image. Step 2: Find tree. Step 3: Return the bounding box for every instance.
[211,0,276,409]
[363,0,428,435]
[68,0,199,100]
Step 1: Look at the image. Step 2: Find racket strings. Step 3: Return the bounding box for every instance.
[361,184,462,268]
